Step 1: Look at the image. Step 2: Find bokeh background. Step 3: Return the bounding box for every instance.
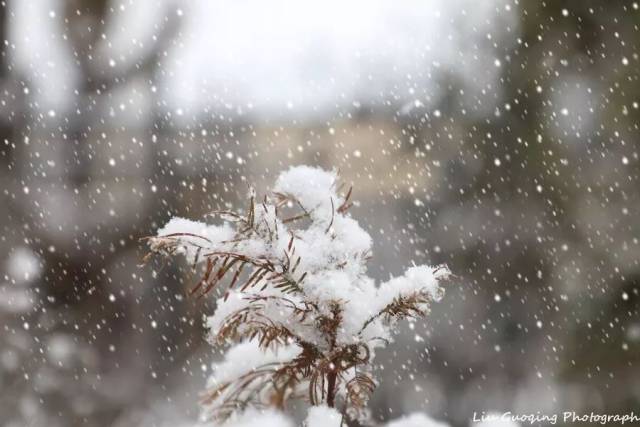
[1,1,639,426]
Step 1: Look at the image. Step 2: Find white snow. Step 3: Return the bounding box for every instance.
[154,218,236,264]
[305,406,342,427]
[214,407,294,427]
[207,340,301,387]
[201,340,301,421]
[376,265,450,314]
[274,166,341,219]
[385,413,450,427]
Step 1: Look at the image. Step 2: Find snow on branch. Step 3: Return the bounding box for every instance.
[145,166,452,425]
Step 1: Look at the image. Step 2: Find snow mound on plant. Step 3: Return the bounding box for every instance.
[207,340,301,387]
[305,406,342,427]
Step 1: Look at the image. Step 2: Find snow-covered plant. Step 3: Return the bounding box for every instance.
[146,166,451,425]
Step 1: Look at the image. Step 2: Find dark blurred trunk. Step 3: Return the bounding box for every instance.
[0,2,12,144]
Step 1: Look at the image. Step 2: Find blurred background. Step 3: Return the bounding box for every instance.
[1,0,639,426]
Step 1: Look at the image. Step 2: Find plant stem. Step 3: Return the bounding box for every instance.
[327,370,337,407]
